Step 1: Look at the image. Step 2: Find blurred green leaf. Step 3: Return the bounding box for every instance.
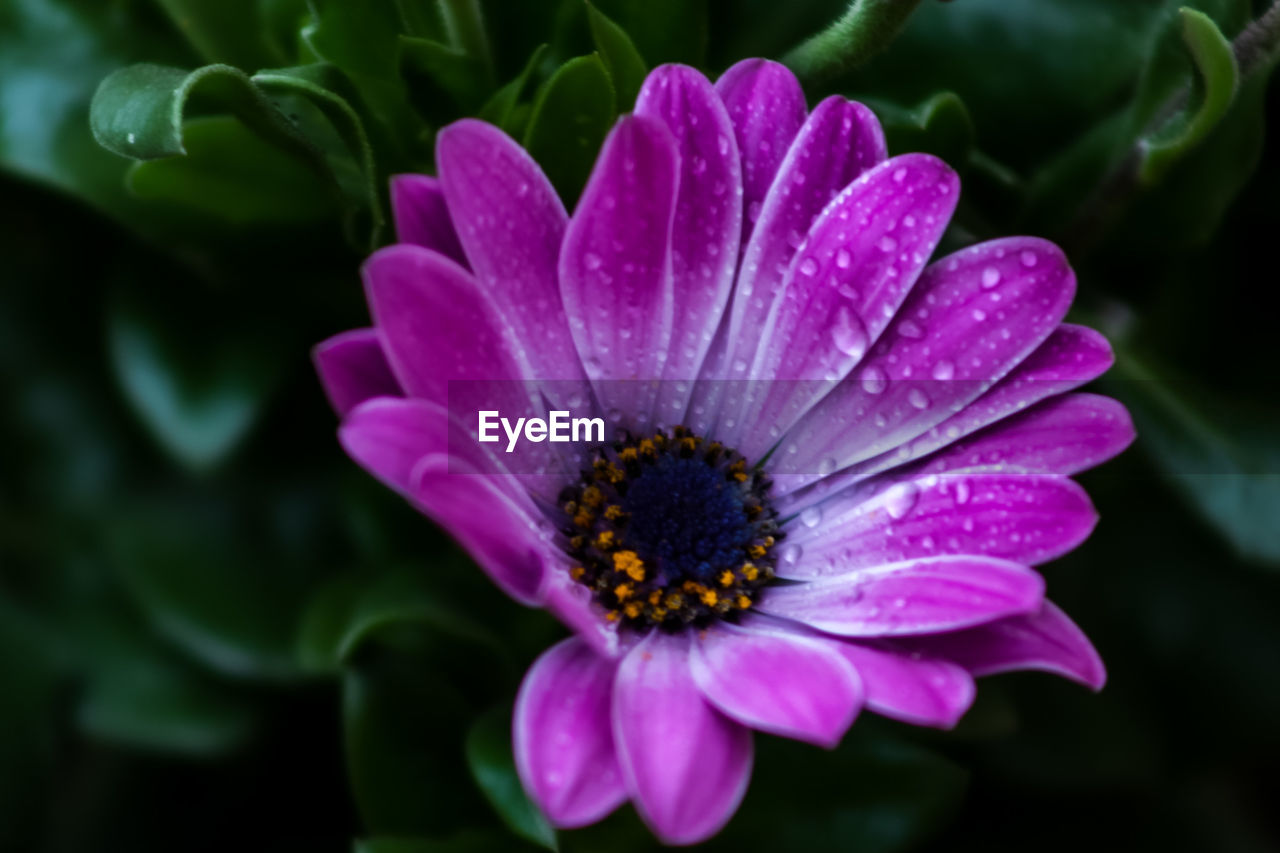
[400,35,492,111]
[522,54,615,205]
[1138,8,1239,183]
[107,288,285,471]
[872,91,975,168]
[591,0,707,66]
[585,2,647,112]
[479,43,549,135]
[344,657,484,835]
[296,569,503,673]
[126,115,339,224]
[77,646,258,756]
[355,832,523,853]
[707,723,968,851]
[152,0,285,69]
[465,705,558,851]
[1109,354,1280,566]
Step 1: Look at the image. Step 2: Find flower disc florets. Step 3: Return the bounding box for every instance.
[559,426,780,630]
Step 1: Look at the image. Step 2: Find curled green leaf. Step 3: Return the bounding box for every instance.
[783,0,927,82]
[1138,8,1239,185]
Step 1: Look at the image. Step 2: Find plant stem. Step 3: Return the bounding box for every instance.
[782,0,927,83]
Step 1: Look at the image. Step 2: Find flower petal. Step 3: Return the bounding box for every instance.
[560,115,680,430]
[829,640,975,728]
[690,620,861,747]
[777,236,1076,481]
[734,154,959,457]
[902,392,1135,482]
[784,473,1098,577]
[700,96,885,437]
[390,174,468,267]
[613,630,753,845]
[514,637,627,827]
[901,600,1106,690]
[313,328,401,417]
[409,454,548,603]
[539,564,621,659]
[758,556,1045,637]
[435,120,585,389]
[636,65,741,403]
[338,397,447,496]
[714,58,807,247]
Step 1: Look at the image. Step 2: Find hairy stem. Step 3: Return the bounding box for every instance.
[782,0,927,83]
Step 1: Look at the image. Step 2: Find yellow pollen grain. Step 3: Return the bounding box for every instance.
[619,447,638,463]
[748,544,766,559]
[613,550,646,581]
[648,590,662,605]
[570,566,586,581]
[605,611,620,622]
[624,602,642,619]
[700,589,719,607]
[614,583,633,601]
[665,593,683,609]
[680,436,697,451]
[719,570,735,587]
[604,504,624,520]
[652,607,668,619]
[743,563,760,582]
[682,580,701,594]
[582,485,603,507]
[603,463,624,483]
[736,595,752,609]
[573,509,594,528]
[638,439,656,455]
[570,535,585,550]
[595,530,616,549]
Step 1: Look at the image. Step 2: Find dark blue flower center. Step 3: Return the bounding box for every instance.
[559,427,780,631]
[621,455,752,585]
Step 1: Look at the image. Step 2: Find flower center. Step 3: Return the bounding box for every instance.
[559,426,781,630]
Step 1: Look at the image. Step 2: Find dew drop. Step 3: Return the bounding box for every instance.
[584,252,602,271]
[799,258,818,276]
[1020,250,1038,267]
[817,457,838,477]
[898,319,923,339]
[831,307,868,359]
[877,235,898,252]
[893,167,907,183]
[800,506,823,528]
[908,388,930,409]
[835,247,852,269]
[884,482,920,519]
[860,365,887,394]
[931,360,955,380]
[981,266,1001,288]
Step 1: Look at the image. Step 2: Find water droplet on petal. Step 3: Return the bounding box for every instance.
[931,360,955,380]
[877,235,897,252]
[832,307,868,359]
[1020,250,1038,267]
[799,258,818,276]
[884,481,920,519]
[835,248,852,269]
[817,457,837,477]
[908,388,930,409]
[898,320,923,339]
[981,267,1001,288]
[860,366,887,394]
[800,506,822,528]
[584,252,602,270]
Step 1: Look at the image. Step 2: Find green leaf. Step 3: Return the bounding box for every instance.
[872,91,976,168]
[344,659,485,835]
[705,723,968,851]
[90,62,319,164]
[1109,354,1280,566]
[354,832,520,853]
[479,43,549,134]
[296,569,504,673]
[126,115,339,225]
[400,35,492,112]
[107,280,285,472]
[590,0,707,66]
[585,2,647,112]
[522,54,615,205]
[1138,8,1240,184]
[465,705,558,851]
[152,0,285,69]
[77,648,257,756]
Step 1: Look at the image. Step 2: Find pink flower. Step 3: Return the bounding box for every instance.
[316,60,1134,845]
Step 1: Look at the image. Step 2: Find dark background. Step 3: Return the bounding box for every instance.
[2,1,1278,850]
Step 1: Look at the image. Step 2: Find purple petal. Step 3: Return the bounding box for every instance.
[613,631,754,845]
[776,323,1116,511]
[736,154,960,458]
[539,565,621,659]
[435,120,586,389]
[830,640,975,728]
[313,328,401,417]
[561,115,680,429]
[902,600,1106,690]
[714,59,807,247]
[778,236,1076,479]
[758,556,1045,637]
[363,245,520,402]
[409,454,548,603]
[785,473,1098,578]
[390,174,468,267]
[690,620,862,747]
[636,65,741,403]
[709,97,887,443]
[514,637,627,827]
[908,393,1135,478]
[338,397,447,496]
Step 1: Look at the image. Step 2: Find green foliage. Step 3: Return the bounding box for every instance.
[522,54,616,204]
[466,706,559,851]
